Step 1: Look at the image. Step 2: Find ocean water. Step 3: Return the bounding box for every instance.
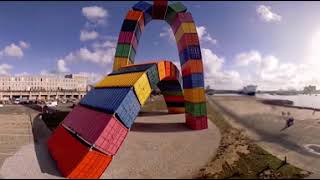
[256,94,320,109]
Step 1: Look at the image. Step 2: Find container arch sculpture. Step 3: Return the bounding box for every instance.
[47,0,208,179]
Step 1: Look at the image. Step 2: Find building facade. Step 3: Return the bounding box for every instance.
[0,74,88,92]
[303,85,317,94]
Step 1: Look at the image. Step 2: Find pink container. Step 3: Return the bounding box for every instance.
[62,105,128,155]
[185,113,208,130]
[118,31,138,51]
[170,12,194,34]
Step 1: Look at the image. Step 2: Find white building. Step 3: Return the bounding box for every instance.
[0,74,88,92]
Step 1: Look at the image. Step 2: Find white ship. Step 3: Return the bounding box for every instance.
[241,85,257,96]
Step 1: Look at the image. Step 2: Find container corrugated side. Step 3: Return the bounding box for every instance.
[132,72,152,105]
[132,1,153,25]
[95,72,145,88]
[62,105,128,155]
[113,57,132,71]
[184,88,206,103]
[182,73,204,88]
[181,60,203,76]
[174,22,197,42]
[47,126,112,178]
[186,113,208,130]
[185,102,207,117]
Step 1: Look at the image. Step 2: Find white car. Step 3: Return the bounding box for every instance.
[14,99,20,104]
[46,101,58,107]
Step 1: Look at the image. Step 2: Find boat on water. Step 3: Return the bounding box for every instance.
[241,85,257,96]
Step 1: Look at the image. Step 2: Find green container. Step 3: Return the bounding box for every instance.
[115,43,136,62]
[162,90,184,96]
[185,102,207,117]
[165,2,187,25]
[146,64,160,90]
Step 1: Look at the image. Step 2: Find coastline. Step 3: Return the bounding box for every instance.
[258,98,320,112]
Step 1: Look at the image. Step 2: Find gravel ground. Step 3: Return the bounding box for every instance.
[0,111,221,179]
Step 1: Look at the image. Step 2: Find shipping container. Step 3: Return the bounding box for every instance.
[182,73,204,88]
[120,19,142,41]
[166,101,185,107]
[115,43,136,62]
[164,95,184,102]
[118,31,138,51]
[113,57,132,71]
[167,107,185,114]
[158,80,183,91]
[95,72,152,106]
[186,113,208,130]
[165,3,188,25]
[181,60,203,76]
[125,10,145,31]
[179,45,202,65]
[185,102,207,117]
[47,126,113,178]
[110,63,159,90]
[178,33,200,53]
[80,88,141,128]
[170,12,193,34]
[175,22,197,42]
[132,1,153,25]
[161,90,183,97]
[62,105,128,155]
[152,0,168,19]
[184,88,206,103]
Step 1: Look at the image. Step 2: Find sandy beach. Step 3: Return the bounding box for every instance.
[208,95,320,176]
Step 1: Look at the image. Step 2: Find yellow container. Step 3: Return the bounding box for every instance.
[113,57,132,71]
[95,72,152,106]
[157,61,166,80]
[168,107,185,114]
[184,88,206,103]
[175,22,197,42]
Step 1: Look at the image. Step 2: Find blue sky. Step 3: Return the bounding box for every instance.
[1,1,320,90]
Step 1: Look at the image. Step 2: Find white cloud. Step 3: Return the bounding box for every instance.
[256,5,282,23]
[56,59,69,73]
[19,41,30,49]
[159,27,175,43]
[77,72,104,84]
[1,43,24,58]
[234,50,262,66]
[82,6,107,25]
[80,30,99,41]
[0,64,12,75]
[196,26,217,45]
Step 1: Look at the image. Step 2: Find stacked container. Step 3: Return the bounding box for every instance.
[152,0,168,19]
[113,9,145,71]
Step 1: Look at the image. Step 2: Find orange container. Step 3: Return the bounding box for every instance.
[157,61,166,80]
[167,107,185,114]
[165,61,171,77]
[184,88,206,103]
[47,126,112,179]
[125,10,145,31]
[181,60,203,76]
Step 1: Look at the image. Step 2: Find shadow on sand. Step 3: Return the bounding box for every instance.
[130,122,192,133]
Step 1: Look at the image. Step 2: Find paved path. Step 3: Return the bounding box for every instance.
[0,112,221,179]
[208,95,320,178]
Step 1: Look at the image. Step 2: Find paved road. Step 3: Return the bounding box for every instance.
[208,95,320,177]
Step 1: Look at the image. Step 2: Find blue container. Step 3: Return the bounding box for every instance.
[183,73,204,88]
[80,87,141,128]
[179,45,202,65]
[132,1,153,25]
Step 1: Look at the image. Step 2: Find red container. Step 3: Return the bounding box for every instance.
[178,33,200,53]
[185,113,208,130]
[170,12,194,34]
[164,95,184,102]
[62,105,128,156]
[152,0,168,19]
[47,126,113,178]
[118,31,138,51]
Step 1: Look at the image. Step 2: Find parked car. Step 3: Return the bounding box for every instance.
[46,101,58,107]
[14,98,20,104]
[0,101,4,107]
